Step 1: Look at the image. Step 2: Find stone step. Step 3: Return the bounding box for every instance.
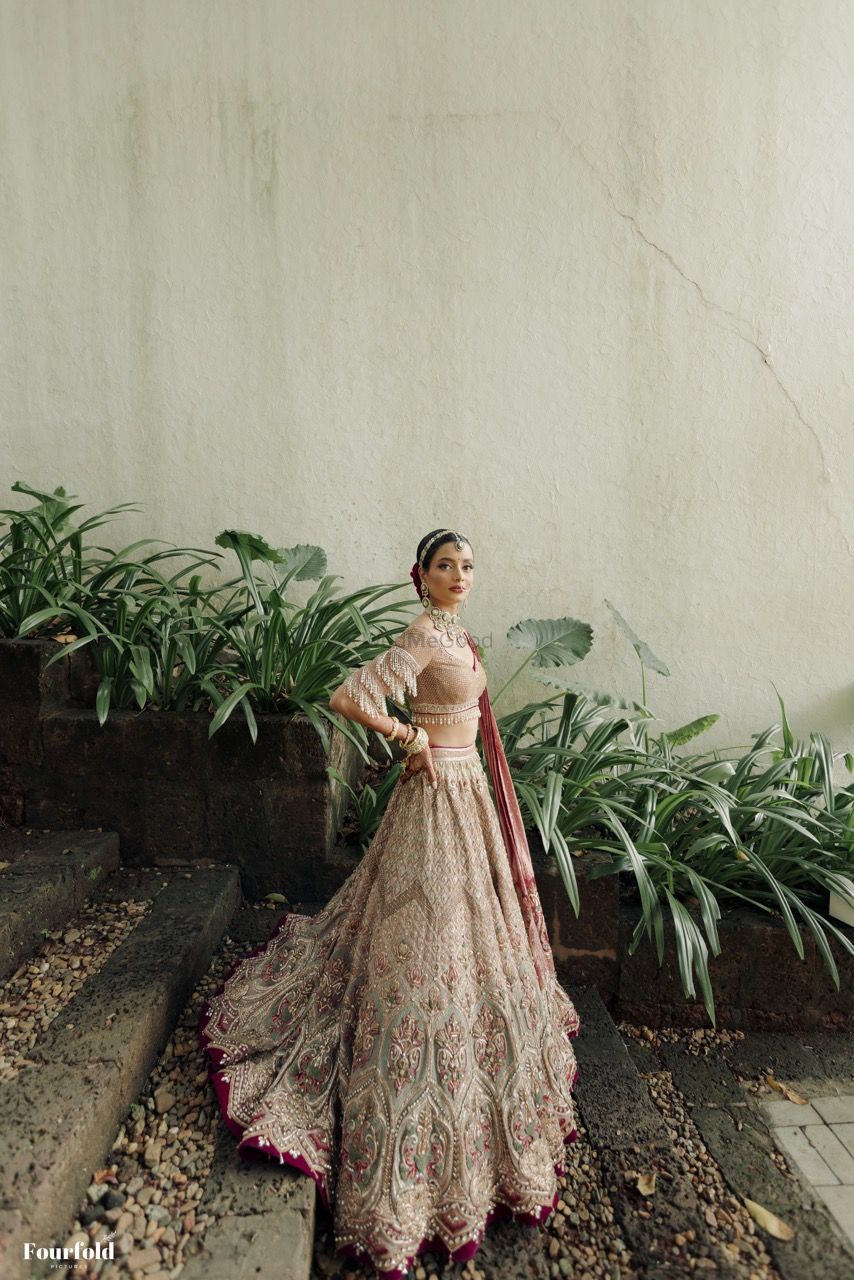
[0,863,241,1280]
[175,901,316,1280]
[178,1123,315,1280]
[0,828,120,982]
[571,986,743,1278]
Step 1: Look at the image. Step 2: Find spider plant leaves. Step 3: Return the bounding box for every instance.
[663,888,716,1025]
[95,676,114,726]
[327,761,405,852]
[202,676,261,743]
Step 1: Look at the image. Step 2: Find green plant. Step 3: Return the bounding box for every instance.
[0,481,142,638]
[486,605,854,1027]
[326,761,405,853]
[5,488,418,753]
[190,530,419,756]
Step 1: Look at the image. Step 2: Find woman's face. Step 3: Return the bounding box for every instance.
[421,541,474,609]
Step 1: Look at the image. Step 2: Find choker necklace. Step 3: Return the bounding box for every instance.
[424,601,467,646]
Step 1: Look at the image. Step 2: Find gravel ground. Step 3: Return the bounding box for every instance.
[0,895,151,1083]
[16,905,796,1279]
[619,1022,783,1279]
[48,931,244,1279]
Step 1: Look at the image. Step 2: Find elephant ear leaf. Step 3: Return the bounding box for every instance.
[215,530,284,564]
[506,617,593,667]
[604,598,670,676]
[273,544,327,580]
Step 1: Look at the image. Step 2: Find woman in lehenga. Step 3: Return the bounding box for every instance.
[198,527,582,1277]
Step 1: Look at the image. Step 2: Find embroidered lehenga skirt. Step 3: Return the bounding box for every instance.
[198,743,581,1277]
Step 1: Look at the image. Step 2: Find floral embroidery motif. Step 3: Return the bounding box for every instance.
[519,972,539,1033]
[464,1096,494,1173]
[383,977,404,1010]
[342,1096,383,1189]
[511,1095,543,1153]
[440,961,461,994]
[352,1000,381,1071]
[386,1013,425,1094]
[315,957,347,1014]
[435,1014,467,1097]
[398,1106,448,1184]
[473,1005,509,1079]
[294,1045,332,1097]
[474,950,492,985]
[199,744,581,1280]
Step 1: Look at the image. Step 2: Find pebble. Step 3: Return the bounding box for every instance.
[6,886,782,1280]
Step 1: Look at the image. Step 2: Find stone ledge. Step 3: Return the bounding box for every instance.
[0,864,241,1280]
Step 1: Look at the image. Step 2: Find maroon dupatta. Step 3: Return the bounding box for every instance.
[409,562,554,987]
[465,633,555,989]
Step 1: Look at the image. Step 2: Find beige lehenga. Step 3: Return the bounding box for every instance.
[199,621,581,1277]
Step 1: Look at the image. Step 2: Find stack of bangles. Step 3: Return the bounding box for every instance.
[383,716,429,758]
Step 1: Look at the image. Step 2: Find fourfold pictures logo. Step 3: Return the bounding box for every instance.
[23,1231,116,1266]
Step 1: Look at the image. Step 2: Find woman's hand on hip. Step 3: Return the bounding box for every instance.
[401,747,438,789]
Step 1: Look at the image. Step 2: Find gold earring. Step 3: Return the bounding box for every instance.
[420,580,430,610]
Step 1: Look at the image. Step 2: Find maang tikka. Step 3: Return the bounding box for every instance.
[419,530,469,642]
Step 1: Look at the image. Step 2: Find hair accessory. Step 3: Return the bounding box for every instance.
[417,529,466,568]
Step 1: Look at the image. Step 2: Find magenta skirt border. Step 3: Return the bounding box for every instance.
[197,910,582,1278]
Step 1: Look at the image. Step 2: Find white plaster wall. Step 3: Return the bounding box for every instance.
[1,1,852,764]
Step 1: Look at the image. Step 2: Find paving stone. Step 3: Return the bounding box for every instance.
[178,1120,315,1280]
[758,1097,823,1127]
[815,1185,854,1249]
[811,1095,854,1125]
[772,1126,839,1185]
[803,1125,854,1184]
[182,1209,312,1280]
[832,1122,854,1159]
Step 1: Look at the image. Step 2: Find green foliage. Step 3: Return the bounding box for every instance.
[6,483,852,1029]
[490,603,854,1028]
[327,761,405,853]
[1,483,416,758]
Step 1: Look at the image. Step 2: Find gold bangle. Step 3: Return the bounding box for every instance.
[383,715,399,741]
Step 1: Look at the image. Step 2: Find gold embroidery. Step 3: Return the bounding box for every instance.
[412,701,481,725]
[200,746,581,1276]
[334,622,487,726]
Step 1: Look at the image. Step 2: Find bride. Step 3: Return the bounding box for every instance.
[199,527,582,1277]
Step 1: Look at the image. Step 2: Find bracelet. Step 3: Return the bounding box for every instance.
[383,715,399,741]
[401,725,430,756]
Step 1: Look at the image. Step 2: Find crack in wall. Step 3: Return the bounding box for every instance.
[549,117,853,561]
